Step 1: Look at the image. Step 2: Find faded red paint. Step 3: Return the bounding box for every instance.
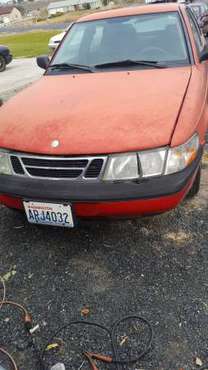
[0,68,191,155]
[78,3,187,22]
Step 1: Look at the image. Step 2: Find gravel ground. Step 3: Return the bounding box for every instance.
[0,83,208,370]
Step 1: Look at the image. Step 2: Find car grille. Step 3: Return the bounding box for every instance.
[10,154,107,180]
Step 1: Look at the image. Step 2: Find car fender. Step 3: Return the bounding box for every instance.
[171,64,208,147]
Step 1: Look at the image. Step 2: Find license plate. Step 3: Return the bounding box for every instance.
[23,201,74,228]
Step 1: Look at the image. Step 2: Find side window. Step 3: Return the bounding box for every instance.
[187,9,204,54]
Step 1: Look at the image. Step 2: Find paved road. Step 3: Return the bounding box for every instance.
[0,22,69,33]
[0,58,43,101]
[0,69,208,370]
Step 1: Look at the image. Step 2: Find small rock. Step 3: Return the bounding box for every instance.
[195,357,203,366]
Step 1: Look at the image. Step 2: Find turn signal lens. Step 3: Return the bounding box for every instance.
[165,134,199,175]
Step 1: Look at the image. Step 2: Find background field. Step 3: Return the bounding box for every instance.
[0,31,58,57]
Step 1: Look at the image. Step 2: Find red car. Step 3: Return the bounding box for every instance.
[0,3,207,227]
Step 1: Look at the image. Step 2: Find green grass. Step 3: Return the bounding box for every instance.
[0,31,59,58]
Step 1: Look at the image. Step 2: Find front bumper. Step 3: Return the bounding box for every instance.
[0,149,202,218]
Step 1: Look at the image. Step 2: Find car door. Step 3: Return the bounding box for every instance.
[187,7,208,143]
[171,7,208,147]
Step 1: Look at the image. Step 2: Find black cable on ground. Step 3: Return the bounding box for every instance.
[111,316,153,368]
[40,316,153,370]
[0,279,153,370]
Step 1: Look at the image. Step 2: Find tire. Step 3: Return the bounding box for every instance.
[187,165,201,198]
[0,55,6,72]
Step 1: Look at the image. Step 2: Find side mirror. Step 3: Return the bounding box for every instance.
[36,55,50,70]
[200,47,208,62]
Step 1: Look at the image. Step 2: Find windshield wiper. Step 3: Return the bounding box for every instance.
[49,63,94,73]
[95,59,167,69]
[49,59,166,73]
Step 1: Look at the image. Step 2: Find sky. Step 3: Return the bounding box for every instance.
[0,0,10,4]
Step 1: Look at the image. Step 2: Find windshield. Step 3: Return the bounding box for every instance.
[51,12,189,70]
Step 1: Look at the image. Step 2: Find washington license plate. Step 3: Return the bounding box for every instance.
[23,201,74,228]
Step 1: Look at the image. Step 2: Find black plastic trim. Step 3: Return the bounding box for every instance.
[0,148,202,202]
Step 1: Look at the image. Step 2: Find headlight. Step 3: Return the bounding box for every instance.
[103,153,139,181]
[139,149,167,177]
[102,133,199,181]
[0,152,12,175]
[165,134,199,175]
[103,150,167,181]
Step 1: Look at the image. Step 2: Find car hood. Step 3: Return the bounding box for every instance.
[0,67,191,155]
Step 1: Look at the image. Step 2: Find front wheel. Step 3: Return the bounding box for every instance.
[187,165,201,198]
[0,55,6,72]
